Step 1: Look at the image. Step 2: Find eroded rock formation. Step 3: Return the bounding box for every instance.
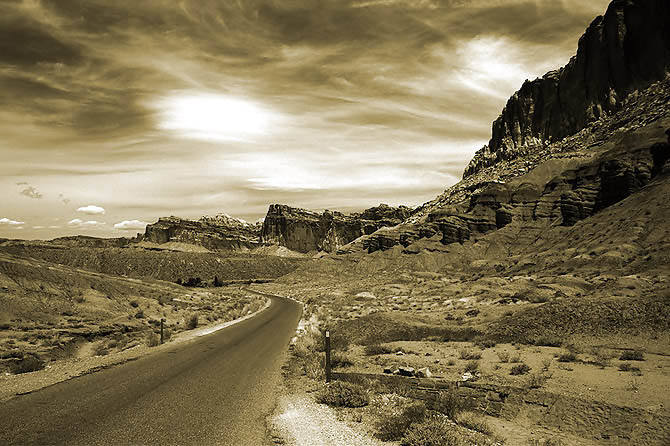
[464,0,670,178]
[143,215,261,251]
[261,204,411,253]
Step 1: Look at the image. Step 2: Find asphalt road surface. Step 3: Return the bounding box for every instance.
[0,294,302,446]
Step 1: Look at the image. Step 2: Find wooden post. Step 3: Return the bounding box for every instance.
[160,318,165,344]
[325,329,331,383]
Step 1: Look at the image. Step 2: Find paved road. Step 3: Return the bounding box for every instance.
[0,294,302,446]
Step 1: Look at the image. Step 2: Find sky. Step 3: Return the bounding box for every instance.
[0,0,611,239]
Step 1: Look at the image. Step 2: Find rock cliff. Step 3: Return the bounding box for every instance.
[464,0,670,178]
[261,204,411,253]
[143,214,261,251]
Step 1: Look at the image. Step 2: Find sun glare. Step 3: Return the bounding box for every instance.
[155,93,276,142]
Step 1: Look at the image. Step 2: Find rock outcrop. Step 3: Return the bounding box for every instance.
[464,0,670,178]
[352,120,670,253]
[143,214,261,251]
[261,204,411,253]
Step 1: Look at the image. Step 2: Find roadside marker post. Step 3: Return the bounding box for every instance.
[325,330,331,383]
[160,318,165,344]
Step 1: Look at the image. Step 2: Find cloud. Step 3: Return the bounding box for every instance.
[68,219,105,227]
[0,218,25,225]
[114,220,149,230]
[76,204,106,215]
[20,185,42,199]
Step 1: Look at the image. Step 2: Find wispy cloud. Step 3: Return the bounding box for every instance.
[68,219,105,228]
[76,205,106,215]
[0,0,611,239]
[0,218,25,226]
[114,220,148,230]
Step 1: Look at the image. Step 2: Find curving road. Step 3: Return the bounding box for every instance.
[0,293,302,446]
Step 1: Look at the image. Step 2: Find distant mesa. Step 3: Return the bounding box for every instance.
[141,204,412,254]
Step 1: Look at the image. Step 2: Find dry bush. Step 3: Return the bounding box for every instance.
[525,373,548,389]
[558,351,577,362]
[185,313,199,330]
[497,351,510,363]
[510,363,531,375]
[330,352,354,368]
[435,390,469,419]
[464,360,480,374]
[459,350,482,360]
[401,417,465,446]
[619,350,644,361]
[365,344,393,356]
[146,332,159,347]
[455,412,493,435]
[376,401,427,441]
[316,381,369,408]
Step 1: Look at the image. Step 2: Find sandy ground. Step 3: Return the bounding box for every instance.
[271,394,388,446]
[0,298,271,402]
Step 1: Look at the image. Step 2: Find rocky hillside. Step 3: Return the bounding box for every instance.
[261,204,411,253]
[464,0,670,178]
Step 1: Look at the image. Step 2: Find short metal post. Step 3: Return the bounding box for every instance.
[325,329,331,383]
[160,318,165,344]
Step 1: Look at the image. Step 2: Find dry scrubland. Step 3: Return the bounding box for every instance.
[259,157,670,445]
[0,247,280,377]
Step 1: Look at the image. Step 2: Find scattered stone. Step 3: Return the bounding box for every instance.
[416,367,432,378]
[396,367,415,377]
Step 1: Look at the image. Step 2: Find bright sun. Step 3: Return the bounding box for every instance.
[155,93,275,142]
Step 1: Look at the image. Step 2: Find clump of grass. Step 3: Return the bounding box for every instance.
[185,313,199,330]
[401,417,463,446]
[459,350,482,360]
[9,354,45,374]
[146,332,160,347]
[541,359,552,371]
[435,390,468,419]
[558,351,577,362]
[316,381,369,408]
[376,402,427,441]
[496,351,510,363]
[365,344,392,356]
[525,373,548,389]
[533,336,562,347]
[330,352,354,368]
[455,411,492,435]
[510,363,531,375]
[475,338,496,349]
[619,350,644,361]
[509,353,522,363]
[93,343,109,356]
[463,360,480,374]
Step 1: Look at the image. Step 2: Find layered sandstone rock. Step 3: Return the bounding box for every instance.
[464,0,670,178]
[261,203,411,253]
[143,214,261,251]
[351,125,670,253]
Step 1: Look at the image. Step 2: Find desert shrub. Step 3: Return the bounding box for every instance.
[93,343,109,356]
[459,350,482,360]
[528,438,564,446]
[185,313,199,330]
[455,412,493,435]
[618,362,632,371]
[474,338,496,349]
[497,351,510,363]
[401,417,464,446]
[435,390,468,419]
[558,351,577,362]
[316,381,369,408]
[525,373,548,389]
[533,336,562,347]
[129,300,139,308]
[464,360,480,374]
[9,355,45,374]
[134,310,145,319]
[330,352,354,368]
[365,344,393,356]
[619,350,644,361]
[146,332,159,347]
[510,363,531,375]
[509,354,522,363]
[376,402,427,441]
